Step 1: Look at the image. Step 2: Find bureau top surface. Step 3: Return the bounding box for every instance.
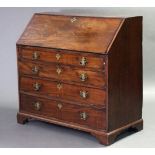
[17,13,125,54]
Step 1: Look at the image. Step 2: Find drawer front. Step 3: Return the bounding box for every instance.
[20,77,106,107]
[19,47,106,70]
[20,94,106,130]
[20,94,60,119]
[19,61,106,88]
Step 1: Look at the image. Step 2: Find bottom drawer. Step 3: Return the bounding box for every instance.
[20,94,106,130]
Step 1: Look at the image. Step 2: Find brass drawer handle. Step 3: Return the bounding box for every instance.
[57,103,63,110]
[33,102,41,111]
[57,83,63,90]
[80,112,88,120]
[32,51,40,60]
[80,73,88,82]
[80,57,87,66]
[80,91,88,99]
[33,82,41,91]
[32,66,39,74]
[56,53,61,60]
[56,67,62,75]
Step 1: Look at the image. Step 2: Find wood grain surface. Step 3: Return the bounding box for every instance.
[18,60,106,88]
[107,16,143,131]
[17,14,143,145]
[17,14,123,53]
[18,46,106,70]
[20,77,106,107]
[20,94,106,130]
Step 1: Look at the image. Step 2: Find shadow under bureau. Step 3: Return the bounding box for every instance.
[16,13,143,145]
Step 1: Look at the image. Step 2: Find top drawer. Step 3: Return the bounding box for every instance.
[18,47,106,70]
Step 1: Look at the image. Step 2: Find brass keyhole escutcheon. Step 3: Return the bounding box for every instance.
[56,53,61,60]
[80,73,88,82]
[80,112,88,120]
[70,17,77,23]
[57,103,63,110]
[32,51,40,60]
[57,83,62,90]
[33,82,41,91]
[32,66,39,74]
[56,67,62,75]
[80,91,88,99]
[80,57,87,66]
[33,102,41,111]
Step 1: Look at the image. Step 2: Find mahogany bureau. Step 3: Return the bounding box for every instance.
[16,13,143,145]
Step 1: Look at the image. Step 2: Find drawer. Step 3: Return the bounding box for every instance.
[20,94,106,130]
[18,61,106,88]
[18,47,106,70]
[20,94,60,119]
[20,77,106,107]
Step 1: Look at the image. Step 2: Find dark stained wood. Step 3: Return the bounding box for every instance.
[17,112,29,124]
[60,101,106,130]
[20,94,60,119]
[107,16,143,131]
[20,94,106,130]
[16,14,143,145]
[19,77,106,107]
[18,46,106,70]
[17,111,143,145]
[91,119,143,145]
[17,14,123,54]
[18,60,106,88]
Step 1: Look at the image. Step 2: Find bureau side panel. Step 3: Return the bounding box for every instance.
[16,45,22,111]
[108,17,143,131]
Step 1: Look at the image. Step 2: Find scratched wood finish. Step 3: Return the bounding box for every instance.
[18,61,106,88]
[20,77,106,107]
[20,94,106,130]
[17,14,123,53]
[18,46,106,70]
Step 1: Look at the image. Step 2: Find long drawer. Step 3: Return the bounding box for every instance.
[20,77,106,107]
[18,47,106,70]
[20,94,106,130]
[18,61,106,88]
